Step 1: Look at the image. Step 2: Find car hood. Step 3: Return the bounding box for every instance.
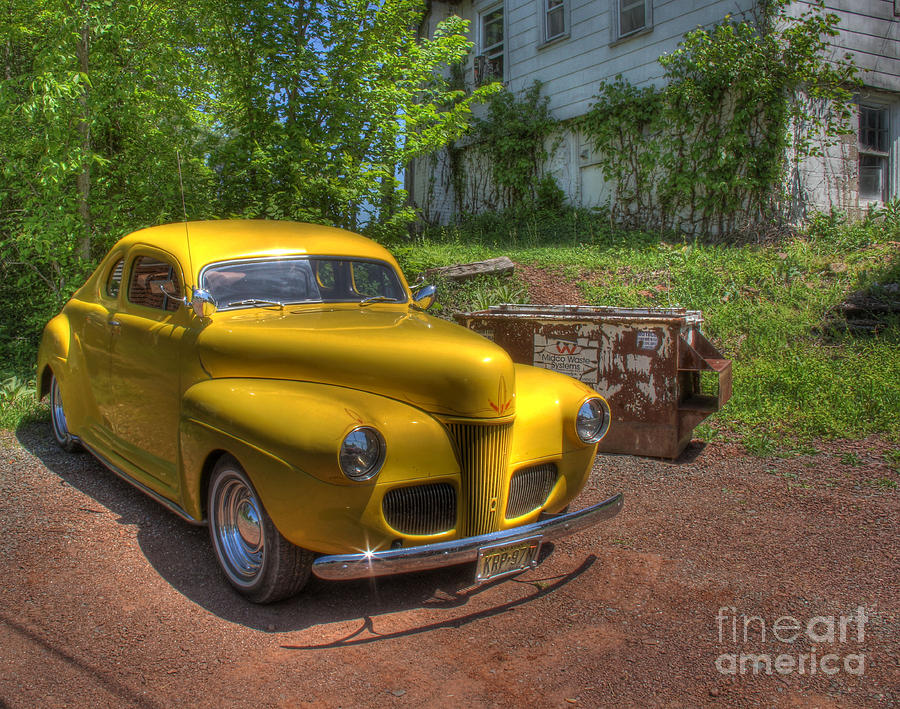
[196,306,516,419]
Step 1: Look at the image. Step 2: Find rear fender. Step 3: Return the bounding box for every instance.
[36,314,71,399]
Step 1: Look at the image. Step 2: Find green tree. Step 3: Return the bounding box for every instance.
[470,82,563,211]
[0,0,212,368]
[1,0,490,371]
[203,0,494,231]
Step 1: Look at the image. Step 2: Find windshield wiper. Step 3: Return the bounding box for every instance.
[358,295,398,307]
[226,298,285,310]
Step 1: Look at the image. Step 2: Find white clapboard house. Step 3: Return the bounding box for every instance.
[409,0,900,225]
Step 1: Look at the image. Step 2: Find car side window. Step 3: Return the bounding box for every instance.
[128,256,182,312]
[351,261,403,300]
[314,260,337,289]
[106,258,125,298]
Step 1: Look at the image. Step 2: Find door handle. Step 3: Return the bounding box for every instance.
[110,319,122,330]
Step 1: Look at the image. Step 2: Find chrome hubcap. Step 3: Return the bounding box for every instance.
[50,377,69,442]
[236,500,261,548]
[213,475,264,585]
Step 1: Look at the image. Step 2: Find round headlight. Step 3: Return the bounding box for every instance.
[339,427,386,481]
[576,397,610,444]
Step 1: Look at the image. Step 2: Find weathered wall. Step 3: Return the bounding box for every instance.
[412,0,900,226]
[503,0,757,120]
[790,0,900,211]
[794,0,900,93]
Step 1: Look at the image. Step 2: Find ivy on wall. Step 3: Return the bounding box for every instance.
[425,81,565,217]
[579,0,858,234]
[469,81,564,210]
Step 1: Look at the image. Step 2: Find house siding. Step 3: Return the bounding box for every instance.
[794,0,900,93]
[506,0,759,120]
[793,0,900,209]
[413,0,900,226]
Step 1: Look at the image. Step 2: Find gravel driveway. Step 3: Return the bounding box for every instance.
[1,424,897,707]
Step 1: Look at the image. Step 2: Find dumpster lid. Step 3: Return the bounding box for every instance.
[465,304,704,327]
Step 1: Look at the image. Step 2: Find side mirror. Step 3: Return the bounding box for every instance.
[412,284,436,311]
[153,279,191,309]
[152,279,180,298]
[191,288,217,318]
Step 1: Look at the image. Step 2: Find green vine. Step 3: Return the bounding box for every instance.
[579,0,858,234]
[453,81,564,212]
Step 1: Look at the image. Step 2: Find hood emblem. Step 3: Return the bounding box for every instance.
[344,408,364,425]
[489,377,513,415]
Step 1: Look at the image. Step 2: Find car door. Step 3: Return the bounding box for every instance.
[107,248,189,495]
[78,252,125,442]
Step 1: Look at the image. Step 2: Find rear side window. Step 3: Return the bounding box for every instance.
[128,256,182,312]
[106,258,124,298]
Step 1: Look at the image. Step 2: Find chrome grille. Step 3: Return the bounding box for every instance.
[382,483,456,536]
[445,422,513,536]
[505,463,557,518]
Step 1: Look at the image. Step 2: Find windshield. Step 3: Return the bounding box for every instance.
[201,257,407,309]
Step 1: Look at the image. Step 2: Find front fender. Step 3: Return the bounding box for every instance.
[509,363,605,516]
[179,378,460,553]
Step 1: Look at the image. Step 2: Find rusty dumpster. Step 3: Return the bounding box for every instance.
[455,305,732,459]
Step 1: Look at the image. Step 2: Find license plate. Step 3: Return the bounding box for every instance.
[475,536,542,583]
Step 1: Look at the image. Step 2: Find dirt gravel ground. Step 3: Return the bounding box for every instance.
[1,422,897,708]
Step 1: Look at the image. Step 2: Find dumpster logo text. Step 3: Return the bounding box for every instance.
[532,334,599,383]
[636,329,660,351]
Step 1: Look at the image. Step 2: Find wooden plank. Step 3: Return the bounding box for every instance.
[426,257,516,281]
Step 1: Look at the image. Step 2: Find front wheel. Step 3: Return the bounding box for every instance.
[207,455,313,603]
[49,374,81,453]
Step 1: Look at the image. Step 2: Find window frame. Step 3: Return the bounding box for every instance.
[477,3,506,84]
[198,256,409,311]
[542,0,569,45]
[103,255,126,301]
[126,253,184,313]
[858,104,890,203]
[612,0,653,43]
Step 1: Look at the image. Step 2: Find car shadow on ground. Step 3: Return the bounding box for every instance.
[17,423,593,634]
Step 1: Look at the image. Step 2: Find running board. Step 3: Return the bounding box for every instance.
[81,442,205,525]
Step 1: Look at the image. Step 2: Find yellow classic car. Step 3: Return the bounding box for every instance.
[38,220,623,603]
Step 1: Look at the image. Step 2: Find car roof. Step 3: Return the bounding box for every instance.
[117,220,402,284]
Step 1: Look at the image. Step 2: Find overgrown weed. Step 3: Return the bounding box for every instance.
[400,206,899,450]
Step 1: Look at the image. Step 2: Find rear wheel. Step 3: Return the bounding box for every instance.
[49,374,81,453]
[207,455,313,603]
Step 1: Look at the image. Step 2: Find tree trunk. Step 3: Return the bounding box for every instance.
[287,3,313,127]
[75,10,91,261]
[4,38,12,80]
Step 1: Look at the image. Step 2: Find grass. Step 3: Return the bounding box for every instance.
[885,449,900,472]
[394,206,900,449]
[840,452,862,467]
[428,273,530,317]
[864,478,898,490]
[3,206,897,451]
[0,375,46,431]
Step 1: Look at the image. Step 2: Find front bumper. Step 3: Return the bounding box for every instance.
[311,492,624,581]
